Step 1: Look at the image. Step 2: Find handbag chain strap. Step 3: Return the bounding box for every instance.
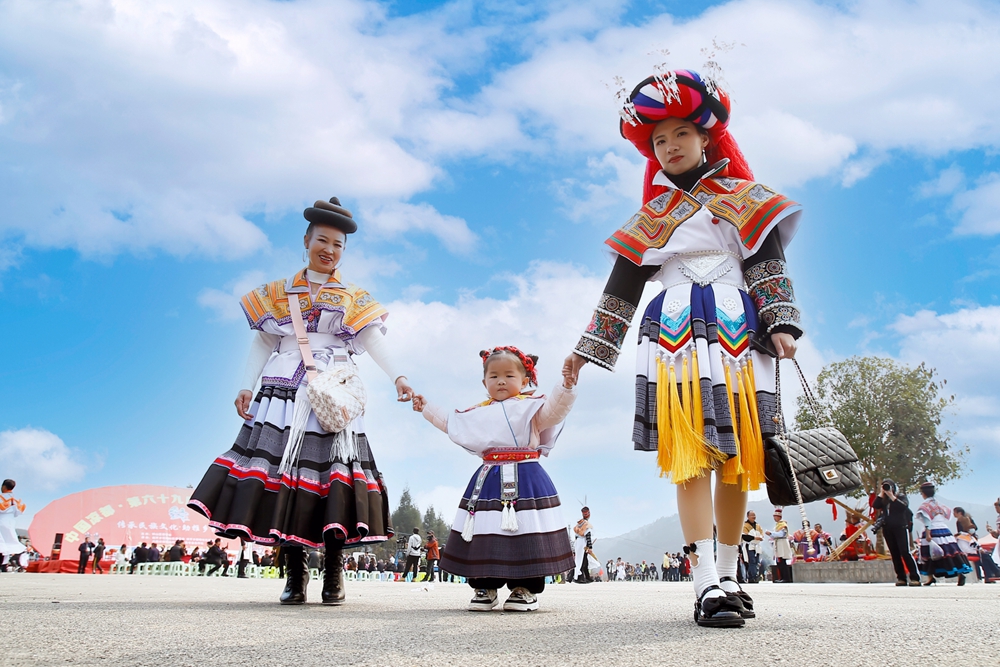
[773,359,813,548]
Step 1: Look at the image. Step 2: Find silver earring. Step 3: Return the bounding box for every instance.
[302,249,307,262]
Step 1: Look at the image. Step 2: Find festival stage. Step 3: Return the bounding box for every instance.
[25,560,112,574]
[790,559,896,583]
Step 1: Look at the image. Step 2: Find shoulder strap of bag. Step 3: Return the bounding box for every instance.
[287,290,319,383]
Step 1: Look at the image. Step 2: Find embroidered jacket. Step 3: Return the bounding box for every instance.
[240,269,388,388]
[241,269,387,337]
[576,164,804,370]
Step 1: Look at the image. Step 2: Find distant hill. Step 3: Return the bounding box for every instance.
[592,495,994,566]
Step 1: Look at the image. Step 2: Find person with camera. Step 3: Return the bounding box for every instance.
[872,479,920,586]
[423,531,440,582]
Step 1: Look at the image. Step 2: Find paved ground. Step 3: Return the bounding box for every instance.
[1,574,998,666]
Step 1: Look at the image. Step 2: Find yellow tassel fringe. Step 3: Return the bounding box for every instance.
[655,353,725,485]
[721,362,745,486]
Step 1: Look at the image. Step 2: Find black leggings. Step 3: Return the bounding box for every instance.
[883,525,919,581]
[468,577,545,594]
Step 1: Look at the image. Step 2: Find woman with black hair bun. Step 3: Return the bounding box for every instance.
[189,198,414,606]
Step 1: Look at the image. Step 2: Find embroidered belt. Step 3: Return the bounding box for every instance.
[482,448,540,462]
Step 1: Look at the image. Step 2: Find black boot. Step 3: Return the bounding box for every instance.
[279,546,308,605]
[322,547,346,605]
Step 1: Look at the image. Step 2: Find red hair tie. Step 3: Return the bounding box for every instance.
[481,346,538,386]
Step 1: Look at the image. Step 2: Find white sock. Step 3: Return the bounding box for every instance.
[716,543,740,592]
[689,539,724,599]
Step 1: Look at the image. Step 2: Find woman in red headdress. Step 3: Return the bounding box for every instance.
[563,70,804,627]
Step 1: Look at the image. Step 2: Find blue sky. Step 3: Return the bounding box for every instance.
[3,0,1000,536]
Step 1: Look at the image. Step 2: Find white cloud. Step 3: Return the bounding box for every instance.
[3,0,1000,259]
[0,0,469,258]
[555,151,645,221]
[889,304,1000,501]
[361,201,478,254]
[735,111,857,189]
[893,305,1000,392]
[470,0,1000,191]
[919,165,965,198]
[0,428,87,491]
[953,173,1000,236]
[198,270,267,322]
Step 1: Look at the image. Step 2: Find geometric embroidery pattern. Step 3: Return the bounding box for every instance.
[575,292,638,370]
[658,306,693,355]
[605,190,702,265]
[715,308,750,359]
[691,178,800,251]
[240,269,388,333]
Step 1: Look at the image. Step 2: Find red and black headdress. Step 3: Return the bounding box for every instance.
[620,70,753,204]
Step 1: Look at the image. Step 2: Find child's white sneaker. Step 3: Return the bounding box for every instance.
[502,587,539,612]
[468,588,499,611]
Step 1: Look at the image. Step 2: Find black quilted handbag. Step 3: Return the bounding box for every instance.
[764,360,863,507]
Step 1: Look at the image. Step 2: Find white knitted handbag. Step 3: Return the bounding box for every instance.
[287,292,367,433]
[307,365,367,433]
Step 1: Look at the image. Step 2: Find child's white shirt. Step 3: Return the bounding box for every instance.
[423,384,576,456]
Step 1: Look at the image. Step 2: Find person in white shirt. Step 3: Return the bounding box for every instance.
[0,479,26,571]
[402,528,423,581]
[741,511,765,583]
[572,507,596,584]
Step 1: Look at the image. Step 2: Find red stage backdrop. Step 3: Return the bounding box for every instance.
[29,485,213,559]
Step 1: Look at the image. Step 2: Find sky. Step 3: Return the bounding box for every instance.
[3,0,1000,538]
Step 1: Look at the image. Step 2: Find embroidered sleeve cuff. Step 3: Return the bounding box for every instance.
[574,293,636,371]
[745,260,804,336]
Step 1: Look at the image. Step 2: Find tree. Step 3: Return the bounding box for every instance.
[794,356,967,496]
[422,505,451,542]
[391,487,423,539]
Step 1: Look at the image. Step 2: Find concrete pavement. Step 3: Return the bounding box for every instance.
[1,574,998,666]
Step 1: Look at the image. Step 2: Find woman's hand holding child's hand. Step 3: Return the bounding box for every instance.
[562,362,579,389]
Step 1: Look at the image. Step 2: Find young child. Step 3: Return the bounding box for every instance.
[412,346,576,611]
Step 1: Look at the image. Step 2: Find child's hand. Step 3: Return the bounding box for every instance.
[412,395,426,412]
[562,368,577,389]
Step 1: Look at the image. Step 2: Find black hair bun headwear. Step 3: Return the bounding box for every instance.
[304,196,358,234]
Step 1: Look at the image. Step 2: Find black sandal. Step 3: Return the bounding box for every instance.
[693,585,745,628]
[719,576,755,618]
